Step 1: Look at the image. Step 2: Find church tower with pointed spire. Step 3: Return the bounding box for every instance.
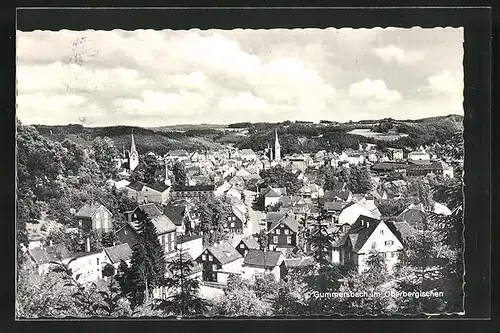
[129,130,139,171]
[274,129,281,162]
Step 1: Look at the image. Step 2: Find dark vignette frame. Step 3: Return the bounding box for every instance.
[3,5,493,333]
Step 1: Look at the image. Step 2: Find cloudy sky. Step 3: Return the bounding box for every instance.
[16,27,463,127]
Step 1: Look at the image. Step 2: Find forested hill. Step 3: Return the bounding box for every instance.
[232,114,464,154]
[32,114,463,155]
[34,124,225,155]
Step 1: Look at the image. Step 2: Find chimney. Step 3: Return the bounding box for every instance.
[85,237,91,253]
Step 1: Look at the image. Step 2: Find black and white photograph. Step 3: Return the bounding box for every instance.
[15,18,466,318]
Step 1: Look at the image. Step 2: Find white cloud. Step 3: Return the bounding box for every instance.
[17,93,87,124]
[373,45,428,64]
[113,90,208,117]
[218,92,267,111]
[427,70,463,96]
[17,62,144,94]
[15,28,464,126]
[348,79,402,103]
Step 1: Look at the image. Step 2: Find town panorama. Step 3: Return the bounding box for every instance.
[16,27,464,317]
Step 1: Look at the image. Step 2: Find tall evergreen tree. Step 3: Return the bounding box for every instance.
[127,221,166,305]
[340,246,393,315]
[153,249,207,317]
[172,161,187,186]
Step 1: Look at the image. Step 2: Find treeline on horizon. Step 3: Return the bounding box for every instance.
[32,114,463,156]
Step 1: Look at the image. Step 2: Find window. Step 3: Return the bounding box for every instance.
[202,254,207,260]
[273,236,278,243]
[380,229,384,235]
[385,240,394,246]
[231,222,235,228]
[280,223,284,227]
[96,258,100,265]
[287,236,292,244]
[95,214,101,229]
[284,229,289,235]
[240,244,244,248]
[212,264,217,270]
[209,255,213,261]
[275,229,281,235]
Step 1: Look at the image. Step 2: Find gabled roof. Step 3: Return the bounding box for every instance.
[268,215,300,233]
[386,221,418,245]
[238,236,260,250]
[205,241,242,265]
[232,206,246,222]
[135,203,163,219]
[28,244,72,265]
[279,196,306,207]
[265,187,287,198]
[342,200,382,220]
[324,201,348,211]
[299,183,321,193]
[163,204,187,226]
[169,149,189,157]
[324,190,351,201]
[240,149,256,155]
[265,212,288,223]
[104,243,132,264]
[147,182,170,193]
[282,256,314,268]
[173,185,215,192]
[398,208,426,227]
[333,215,381,252]
[241,174,262,181]
[75,203,111,218]
[127,181,147,192]
[243,249,282,268]
[150,215,177,234]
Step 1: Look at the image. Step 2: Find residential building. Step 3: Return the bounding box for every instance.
[68,249,107,284]
[262,186,288,207]
[117,203,177,258]
[163,201,195,235]
[102,243,133,271]
[239,148,257,161]
[241,250,285,281]
[332,216,415,273]
[279,256,314,281]
[176,234,204,260]
[195,241,243,283]
[267,215,300,252]
[74,203,113,232]
[235,236,260,257]
[226,206,246,234]
[387,148,404,161]
[408,149,431,161]
[124,181,171,204]
[24,244,72,275]
[298,183,324,199]
[338,199,382,226]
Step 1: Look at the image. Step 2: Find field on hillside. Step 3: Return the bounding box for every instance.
[348,129,409,141]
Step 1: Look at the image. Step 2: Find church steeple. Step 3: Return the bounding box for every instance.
[129,130,139,171]
[274,129,281,161]
[130,130,137,155]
